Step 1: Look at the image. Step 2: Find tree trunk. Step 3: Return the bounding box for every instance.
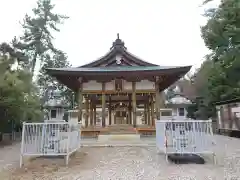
[31,52,38,77]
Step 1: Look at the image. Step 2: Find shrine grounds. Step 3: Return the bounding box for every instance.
[0,135,240,180]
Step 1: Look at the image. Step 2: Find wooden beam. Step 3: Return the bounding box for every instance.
[102,82,106,127]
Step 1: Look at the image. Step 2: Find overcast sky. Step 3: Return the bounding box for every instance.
[0,0,219,72]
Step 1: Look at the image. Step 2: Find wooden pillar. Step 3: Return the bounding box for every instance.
[144,100,147,125]
[128,94,132,124]
[147,99,151,125]
[132,82,136,127]
[150,94,154,126]
[155,76,160,120]
[78,82,83,123]
[114,111,116,124]
[85,97,89,127]
[109,96,112,125]
[102,82,106,127]
[93,102,96,126]
[90,100,93,126]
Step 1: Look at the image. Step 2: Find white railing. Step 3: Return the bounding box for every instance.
[20,121,81,167]
[156,120,216,163]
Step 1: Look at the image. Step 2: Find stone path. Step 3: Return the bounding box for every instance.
[1,135,240,179]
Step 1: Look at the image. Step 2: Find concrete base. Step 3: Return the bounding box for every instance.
[98,134,141,142]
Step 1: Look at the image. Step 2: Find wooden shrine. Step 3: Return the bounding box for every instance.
[47,34,191,136]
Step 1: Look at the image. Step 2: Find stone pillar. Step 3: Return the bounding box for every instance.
[78,82,83,123]
[109,96,112,125]
[132,82,136,127]
[102,82,106,127]
[155,76,160,120]
[85,97,89,127]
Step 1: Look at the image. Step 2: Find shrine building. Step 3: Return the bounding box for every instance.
[46,34,191,134]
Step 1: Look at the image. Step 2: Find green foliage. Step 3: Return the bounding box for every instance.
[0,0,71,135]
[13,0,68,75]
[165,86,176,101]
[187,0,240,119]
[14,0,72,108]
[0,44,43,133]
[202,0,240,102]
[37,50,74,106]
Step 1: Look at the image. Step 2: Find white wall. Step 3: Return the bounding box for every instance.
[82,79,155,92]
[136,80,155,90]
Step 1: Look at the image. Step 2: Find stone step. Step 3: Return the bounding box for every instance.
[98,134,141,142]
[107,125,135,129]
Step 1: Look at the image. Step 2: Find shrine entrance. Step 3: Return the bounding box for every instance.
[114,102,129,125]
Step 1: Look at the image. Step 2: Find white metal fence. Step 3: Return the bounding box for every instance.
[20,122,81,167]
[156,120,215,162]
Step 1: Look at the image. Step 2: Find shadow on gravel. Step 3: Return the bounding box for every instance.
[168,153,205,164]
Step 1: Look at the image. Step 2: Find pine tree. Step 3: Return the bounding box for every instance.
[37,51,74,106]
[0,43,42,134]
[13,0,68,75]
[13,0,73,107]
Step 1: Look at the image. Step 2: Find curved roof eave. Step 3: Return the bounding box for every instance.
[46,65,192,75]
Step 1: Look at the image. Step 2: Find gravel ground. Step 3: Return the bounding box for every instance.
[0,143,20,171]
[0,135,240,179]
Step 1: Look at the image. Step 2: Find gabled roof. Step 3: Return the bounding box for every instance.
[80,33,158,67]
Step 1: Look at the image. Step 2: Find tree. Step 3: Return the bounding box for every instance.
[165,86,176,101]
[201,0,240,103]
[184,57,214,119]
[13,0,73,108]
[0,43,43,134]
[37,50,74,106]
[13,0,68,75]
[187,0,240,119]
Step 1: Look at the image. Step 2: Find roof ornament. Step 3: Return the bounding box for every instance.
[110,33,127,50]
